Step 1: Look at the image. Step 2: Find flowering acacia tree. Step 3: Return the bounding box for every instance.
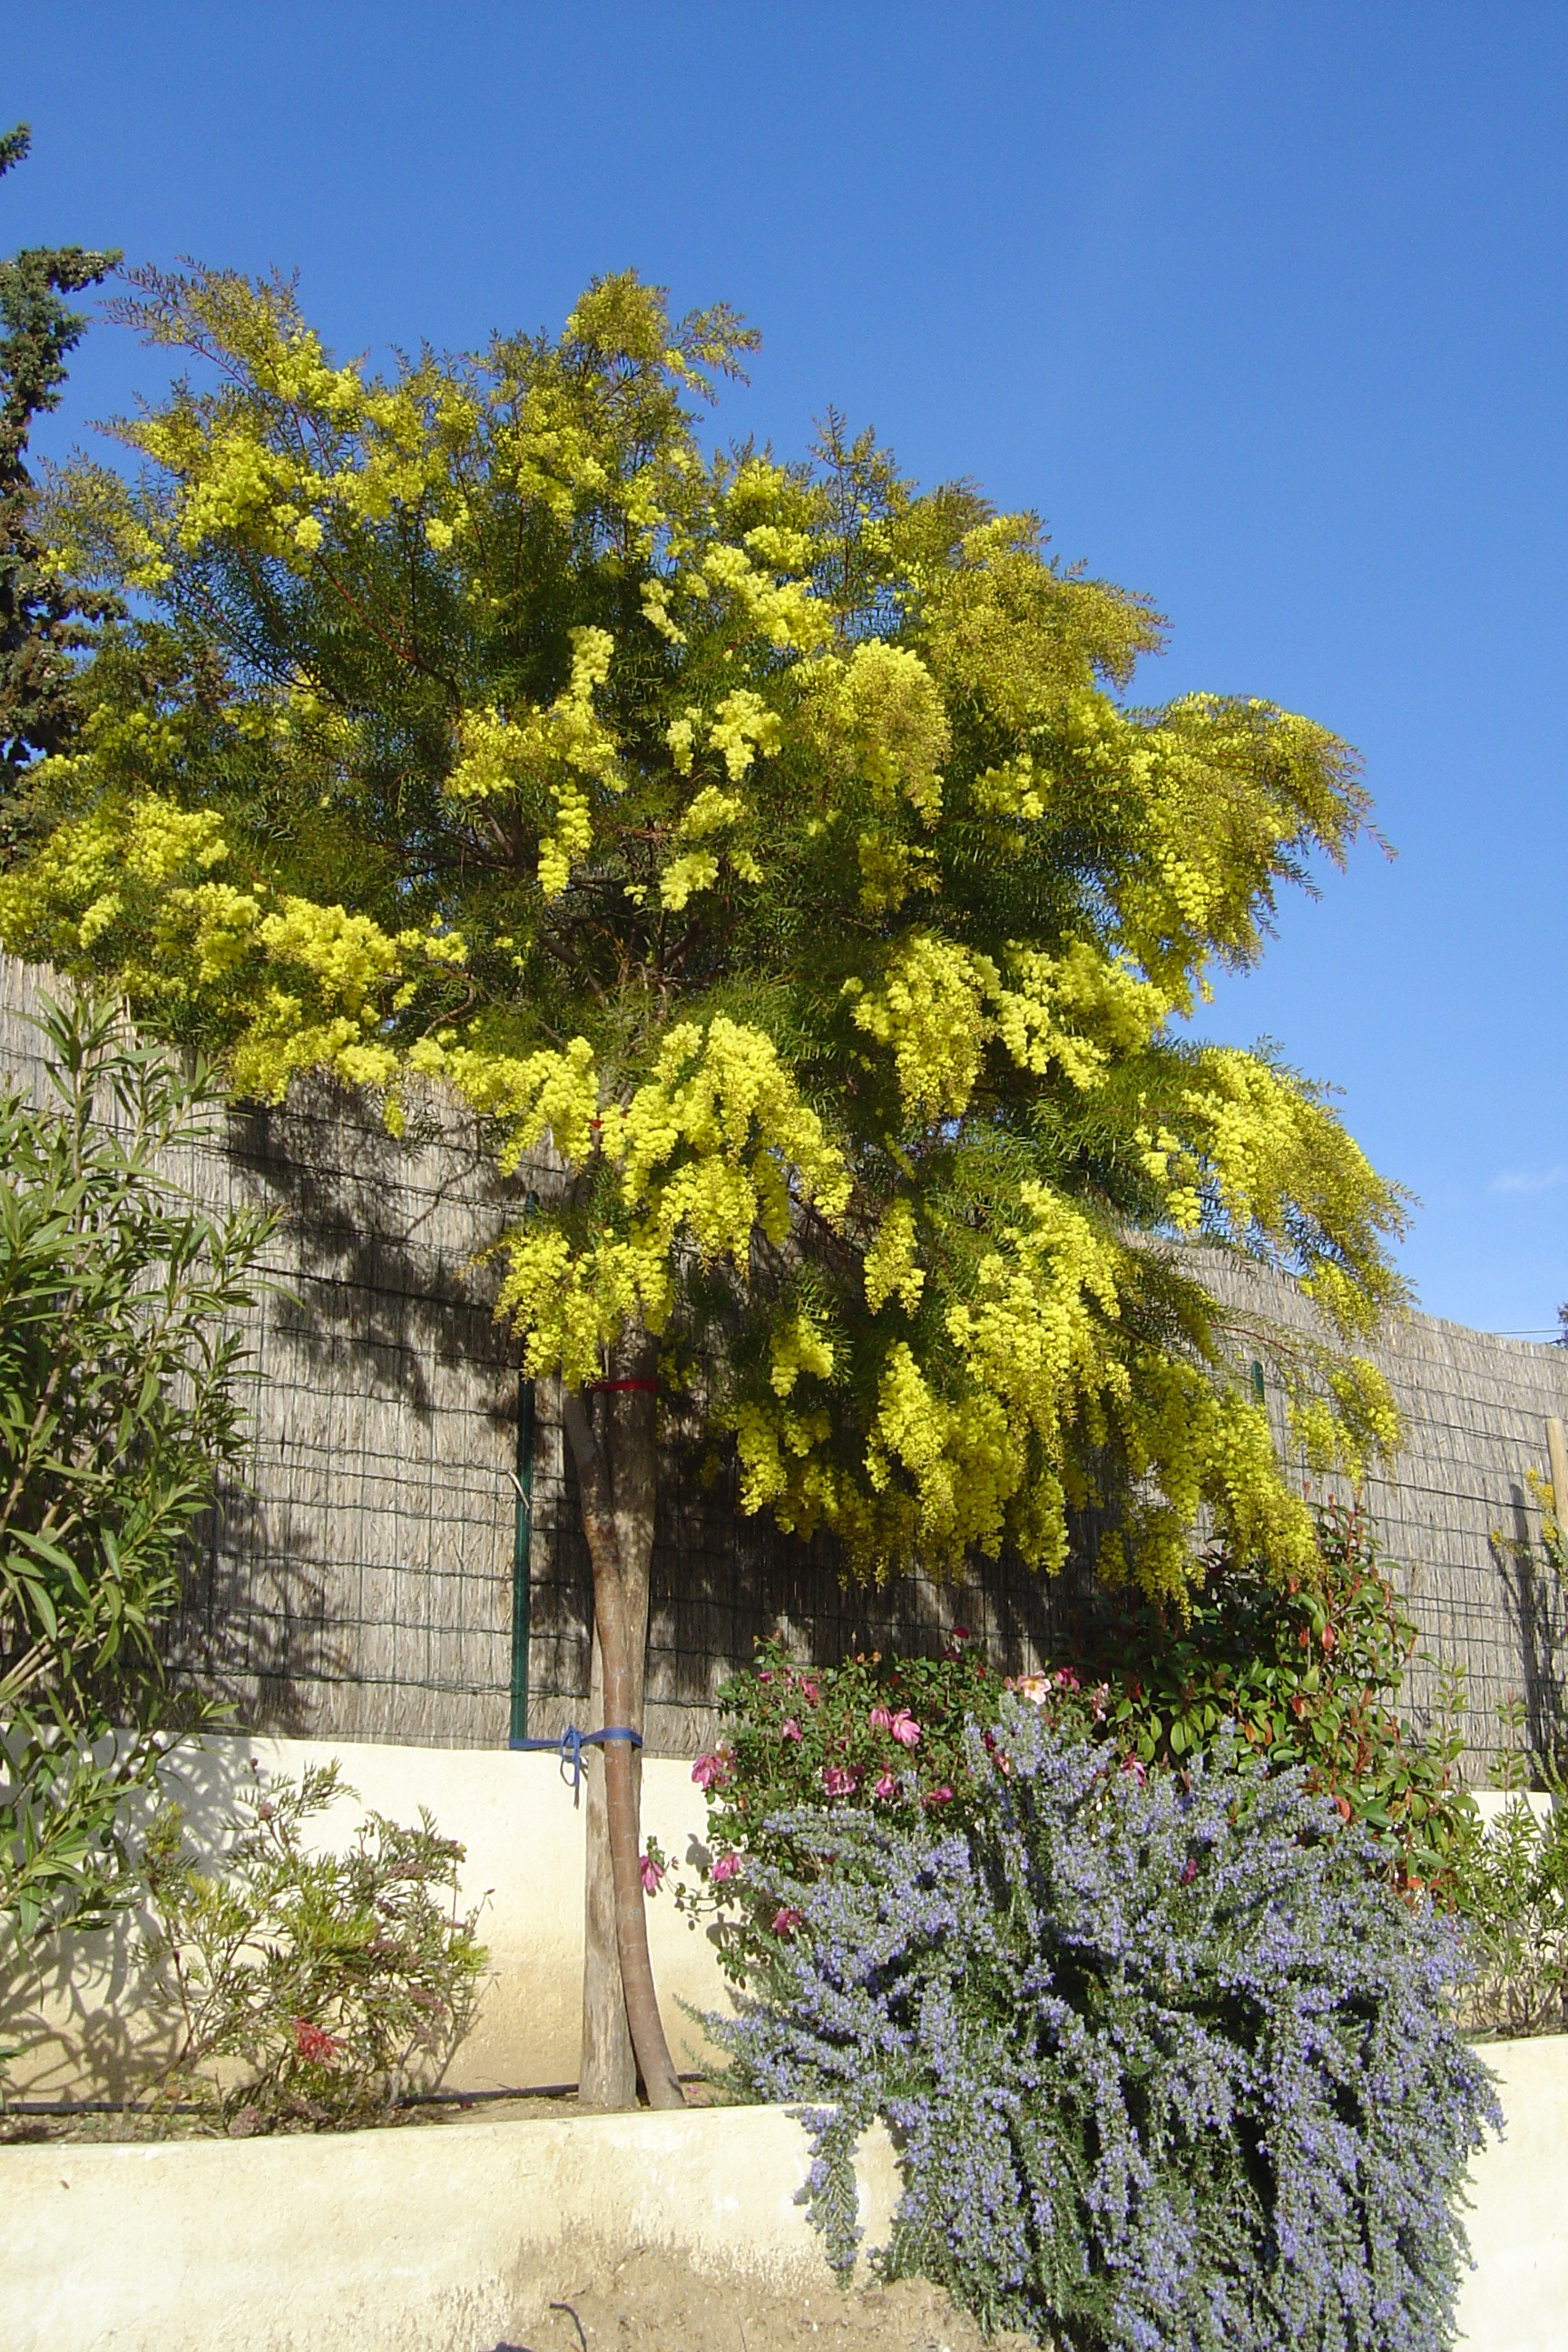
[0,266,1406,2102]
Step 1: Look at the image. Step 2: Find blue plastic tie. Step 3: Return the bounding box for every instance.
[509,1723,643,1805]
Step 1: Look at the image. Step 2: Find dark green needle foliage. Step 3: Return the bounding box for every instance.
[0,123,122,857]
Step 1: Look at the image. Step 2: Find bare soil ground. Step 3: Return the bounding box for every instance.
[509,2247,1050,2352]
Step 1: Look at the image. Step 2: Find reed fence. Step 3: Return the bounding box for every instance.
[5,954,1563,1779]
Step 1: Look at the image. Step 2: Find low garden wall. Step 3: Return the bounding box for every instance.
[1460,2035,1568,2351]
[1,2104,904,2352]
[5,1740,1568,2347]
[4,1735,730,2102]
[0,2044,1562,2352]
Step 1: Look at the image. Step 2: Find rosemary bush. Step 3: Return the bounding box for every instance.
[714,1701,1499,2352]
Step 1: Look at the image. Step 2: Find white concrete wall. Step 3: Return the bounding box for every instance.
[3,1735,732,2100]
[0,2041,1563,2352]
[1458,2034,1568,2351]
[1473,1788,1557,1829]
[1,2106,905,2352]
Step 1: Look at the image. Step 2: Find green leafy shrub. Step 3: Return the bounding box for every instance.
[1,992,270,1946]
[681,1631,1007,1984]
[137,1760,487,2132]
[1442,1697,1568,2039]
[715,1706,1500,2352]
[1055,1499,1471,1891]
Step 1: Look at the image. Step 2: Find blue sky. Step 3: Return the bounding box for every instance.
[7,2,1567,1335]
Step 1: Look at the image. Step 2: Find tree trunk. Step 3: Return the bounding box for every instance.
[579,1620,638,2107]
[563,1332,684,2111]
[577,1338,652,2107]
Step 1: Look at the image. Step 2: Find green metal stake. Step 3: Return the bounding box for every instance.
[509,1377,535,1745]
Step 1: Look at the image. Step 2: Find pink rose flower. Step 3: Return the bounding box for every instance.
[772,1906,802,1936]
[889,1709,920,1748]
[711,1851,741,1883]
[822,1762,858,1797]
[874,1770,897,1799]
[639,1847,665,1896]
[780,1717,803,1741]
[868,1703,894,1734]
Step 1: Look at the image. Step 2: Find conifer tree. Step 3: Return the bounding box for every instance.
[0,124,121,858]
[0,268,1407,2102]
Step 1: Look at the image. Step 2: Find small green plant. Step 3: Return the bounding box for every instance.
[1443,1708,1568,2038]
[1448,1793,1568,2037]
[137,1760,487,2132]
[1491,1691,1534,1793]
